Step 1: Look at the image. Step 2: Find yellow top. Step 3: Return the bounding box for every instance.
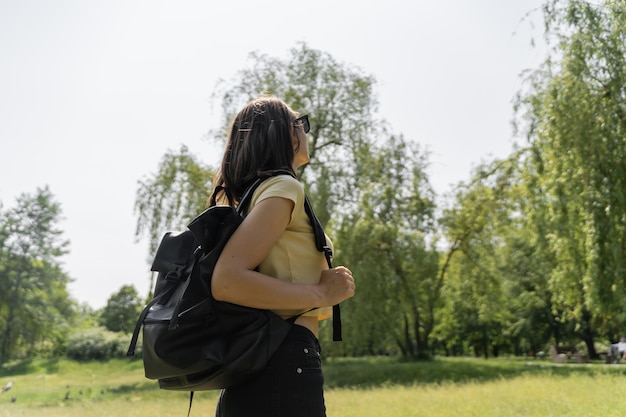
[249,175,333,320]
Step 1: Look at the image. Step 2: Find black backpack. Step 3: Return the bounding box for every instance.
[127,170,341,393]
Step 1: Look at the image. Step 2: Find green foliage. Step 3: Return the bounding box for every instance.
[99,285,143,333]
[65,328,131,361]
[73,303,100,329]
[329,135,439,358]
[437,162,517,357]
[513,0,626,352]
[0,187,75,364]
[433,0,626,359]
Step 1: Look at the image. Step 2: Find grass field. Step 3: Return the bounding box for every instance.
[2,356,626,416]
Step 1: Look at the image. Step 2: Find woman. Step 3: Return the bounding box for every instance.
[212,96,355,417]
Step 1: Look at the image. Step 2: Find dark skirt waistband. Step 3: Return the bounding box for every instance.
[287,324,318,343]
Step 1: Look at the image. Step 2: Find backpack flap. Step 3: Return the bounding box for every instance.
[187,206,243,257]
[151,231,198,273]
[126,231,198,357]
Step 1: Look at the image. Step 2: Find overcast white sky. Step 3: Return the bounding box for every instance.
[0,0,548,309]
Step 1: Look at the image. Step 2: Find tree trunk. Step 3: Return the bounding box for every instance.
[580,308,598,359]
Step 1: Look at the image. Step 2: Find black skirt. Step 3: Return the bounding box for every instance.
[215,324,326,417]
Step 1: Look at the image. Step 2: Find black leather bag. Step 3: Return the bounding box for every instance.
[127,171,340,392]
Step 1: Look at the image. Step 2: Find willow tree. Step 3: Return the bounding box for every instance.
[515,0,626,350]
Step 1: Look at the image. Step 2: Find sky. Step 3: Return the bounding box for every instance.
[0,0,549,309]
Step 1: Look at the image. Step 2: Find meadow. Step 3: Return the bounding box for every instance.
[2,356,626,416]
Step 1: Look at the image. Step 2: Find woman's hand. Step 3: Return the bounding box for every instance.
[318,266,355,306]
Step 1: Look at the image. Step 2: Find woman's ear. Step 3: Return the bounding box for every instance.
[291,127,300,152]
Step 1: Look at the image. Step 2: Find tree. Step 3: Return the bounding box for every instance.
[99,285,143,333]
[514,0,626,355]
[434,0,626,358]
[0,187,74,363]
[441,155,566,356]
[437,162,517,358]
[331,135,439,358]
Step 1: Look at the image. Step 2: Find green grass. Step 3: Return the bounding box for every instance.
[2,356,626,416]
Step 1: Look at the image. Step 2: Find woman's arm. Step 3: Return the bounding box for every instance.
[212,196,354,310]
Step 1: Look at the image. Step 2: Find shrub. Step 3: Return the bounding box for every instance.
[65,327,131,361]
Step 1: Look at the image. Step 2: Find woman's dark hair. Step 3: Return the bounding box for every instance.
[212,96,298,206]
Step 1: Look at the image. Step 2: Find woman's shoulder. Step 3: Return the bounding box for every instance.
[253,174,303,204]
[261,174,302,188]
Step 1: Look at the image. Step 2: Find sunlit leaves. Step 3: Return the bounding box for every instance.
[515,0,626,342]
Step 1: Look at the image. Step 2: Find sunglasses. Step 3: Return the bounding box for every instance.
[293,114,310,134]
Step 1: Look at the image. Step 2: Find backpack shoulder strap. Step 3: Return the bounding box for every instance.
[236,169,295,215]
[304,196,342,342]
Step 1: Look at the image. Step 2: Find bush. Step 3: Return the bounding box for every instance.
[65,327,132,361]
